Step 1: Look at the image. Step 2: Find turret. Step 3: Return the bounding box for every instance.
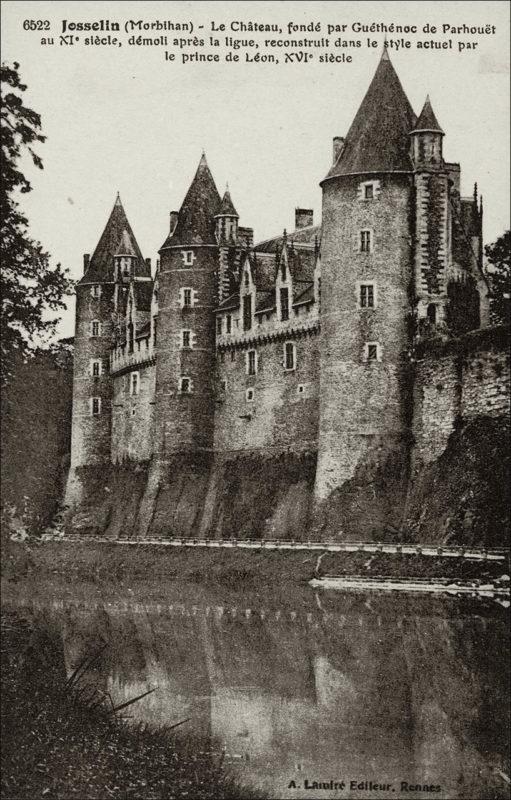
[69,194,146,468]
[155,154,221,456]
[114,228,138,282]
[410,97,450,330]
[410,96,444,168]
[215,186,239,242]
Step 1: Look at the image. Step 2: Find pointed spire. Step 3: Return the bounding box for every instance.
[78,193,148,284]
[411,96,444,134]
[160,153,221,248]
[323,50,416,181]
[381,37,389,61]
[216,187,239,218]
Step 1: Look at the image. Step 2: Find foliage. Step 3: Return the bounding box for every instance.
[1,62,73,386]
[0,345,73,536]
[485,230,511,325]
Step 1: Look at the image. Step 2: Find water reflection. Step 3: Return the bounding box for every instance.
[4,581,509,800]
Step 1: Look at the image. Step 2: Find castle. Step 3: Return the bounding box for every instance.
[68,49,506,542]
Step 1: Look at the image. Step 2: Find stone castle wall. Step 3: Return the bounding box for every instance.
[111,363,156,463]
[214,330,320,453]
[412,326,510,467]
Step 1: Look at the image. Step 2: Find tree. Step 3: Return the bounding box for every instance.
[1,62,73,387]
[485,230,510,325]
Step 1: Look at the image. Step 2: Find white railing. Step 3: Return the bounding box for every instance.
[40,534,509,561]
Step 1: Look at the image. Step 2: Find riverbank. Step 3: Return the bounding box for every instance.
[1,610,263,800]
[3,537,509,588]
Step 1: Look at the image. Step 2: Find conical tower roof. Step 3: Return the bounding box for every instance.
[79,194,148,284]
[411,95,444,134]
[215,187,239,218]
[115,228,137,257]
[160,154,221,248]
[323,49,416,182]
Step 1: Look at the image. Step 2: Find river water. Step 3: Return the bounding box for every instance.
[3,578,510,800]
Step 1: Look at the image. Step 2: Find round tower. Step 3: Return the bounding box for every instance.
[155,154,221,456]
[69,194,148,468]
[315,50,415,516]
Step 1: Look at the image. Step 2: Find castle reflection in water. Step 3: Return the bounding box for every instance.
[6,580,509,800]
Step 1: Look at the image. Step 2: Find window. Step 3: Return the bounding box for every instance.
[179,376,192,393]
[220,379,227,392]
[243,295,252,331]
[91,359,102,377]
[244,272,250,288]
[181,330,191,348]
[130,372,139,396]
[360,230,372,253]
[297,384,305,395]
[91,320,101,337]
[90,397,101,416]
[226,314,232,334]
[183,288,192,307]
[280,287,289,321]
[246,388,254,402]
[91,284,101,299]
[427,303,437,324]
[217,317,223,335]
[246,349,257,375]
[182,251,195,266]
[359,283,375,308]
[230,350,235,362]
[364,342,381,362]
[359,180,380,201]
[284,341,296,371]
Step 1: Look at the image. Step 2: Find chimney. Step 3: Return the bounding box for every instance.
[332,136,344,164]
[295,208,314,230]
[83,253,90,273]
[145,257,151,270]
[169,211,179,235]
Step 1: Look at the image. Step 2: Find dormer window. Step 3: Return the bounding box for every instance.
[217,317,222,335]
[280,288,289,321]
[226,314,232,334]
[244,272,250,288]
[364,184,374,199]
[243,295,252,331]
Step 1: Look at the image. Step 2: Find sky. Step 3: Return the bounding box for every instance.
[2,0,510,338]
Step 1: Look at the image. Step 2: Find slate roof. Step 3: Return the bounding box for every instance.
[160,154,221,249]
[216,188,239,217]
[134,281,153,312]
[216,292,240,312]
[255,289,275,313]
[323,49,417,182]
[293,282,315,306]
[255,225,320,253]
[412,96,444,134]
[251,253,277,291]
[79,194,148,285]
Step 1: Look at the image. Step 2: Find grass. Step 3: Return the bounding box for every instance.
[1,610,264,800]
[2,538,508,589]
